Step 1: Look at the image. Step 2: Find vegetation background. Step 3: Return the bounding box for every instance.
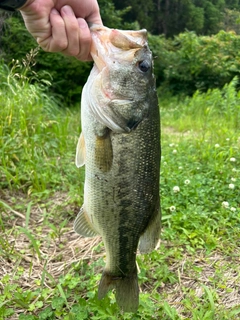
[1,0,240,103]
[0,0,239,319]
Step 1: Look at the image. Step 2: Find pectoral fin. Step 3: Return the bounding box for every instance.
[138,205,161,254]
[74,206,98,237]
[95,132,113,172]
[75,133,85,168]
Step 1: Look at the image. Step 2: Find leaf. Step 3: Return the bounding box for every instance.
[51,296,65,311]
[18,227,42,259]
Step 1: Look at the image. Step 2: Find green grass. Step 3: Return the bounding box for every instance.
[0,60,239,319]
[0,58,84,201]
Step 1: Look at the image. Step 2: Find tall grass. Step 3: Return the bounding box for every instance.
[0,55,82,197]
[161,77,240,141]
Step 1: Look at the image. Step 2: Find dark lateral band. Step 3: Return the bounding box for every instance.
[0,0,28,11]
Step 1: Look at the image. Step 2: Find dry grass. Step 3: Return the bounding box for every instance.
[163,250,240,314]
[1,191,239,319]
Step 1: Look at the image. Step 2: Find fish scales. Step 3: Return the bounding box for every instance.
[74,25,161,312]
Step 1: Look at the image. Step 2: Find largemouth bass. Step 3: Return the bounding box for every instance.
[74,25,161,312]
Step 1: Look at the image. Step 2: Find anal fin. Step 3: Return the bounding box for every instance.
[74,206,98,237]
[138,204,161,254]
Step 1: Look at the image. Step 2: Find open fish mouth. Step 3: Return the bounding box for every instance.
[90,25,148,72]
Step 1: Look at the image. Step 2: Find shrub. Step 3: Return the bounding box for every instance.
[149,30,240,96]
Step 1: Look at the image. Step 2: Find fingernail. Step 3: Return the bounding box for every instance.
[62,5,74,16]
[77,18,88,29]
[51,8,59,15]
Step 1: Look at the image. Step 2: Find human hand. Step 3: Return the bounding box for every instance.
[19,0,102,61]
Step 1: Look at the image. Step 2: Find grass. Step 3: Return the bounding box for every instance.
[0,57,239,319]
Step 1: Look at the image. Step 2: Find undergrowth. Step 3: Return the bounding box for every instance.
[0,55,83,200]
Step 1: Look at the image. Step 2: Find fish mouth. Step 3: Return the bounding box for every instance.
[90,25,148,72]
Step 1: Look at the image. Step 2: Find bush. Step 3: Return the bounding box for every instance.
[149,30,240,96]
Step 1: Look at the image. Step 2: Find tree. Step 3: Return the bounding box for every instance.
[222,8,240,33]
[112,0,155,31]
[199,0,226,34]
[225,0,240,10]
[113,0,240,36]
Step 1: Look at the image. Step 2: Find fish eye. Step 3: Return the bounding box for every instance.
[138,60,150,73]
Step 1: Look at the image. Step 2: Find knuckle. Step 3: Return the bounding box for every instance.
[37,37,68,53]
[66,47,79,56]
[57,39,68,51]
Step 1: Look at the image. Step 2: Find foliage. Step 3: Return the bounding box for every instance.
[148,34,172,88]
[98,0,138,30]
[0,58,82,196]
[149,30,240,95]
[0,55,239,319]
[113,0,236,36]
[0,13,91,104]
[222,8,240,33]
[1,5,240,103]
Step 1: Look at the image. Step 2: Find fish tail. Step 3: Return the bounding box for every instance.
[115,272,139,312]
[98,268,139,313]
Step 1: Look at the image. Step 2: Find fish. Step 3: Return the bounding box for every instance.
[74,25,161,313]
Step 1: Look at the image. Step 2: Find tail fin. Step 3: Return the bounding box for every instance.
[98,270,139,313]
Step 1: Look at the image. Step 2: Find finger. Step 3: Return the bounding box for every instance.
[76,18,92,61]
[86,12,103,27]
[60,5,81,56]
[38,9,68,52]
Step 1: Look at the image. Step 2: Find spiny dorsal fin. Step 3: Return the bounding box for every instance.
[74,206,98,237]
